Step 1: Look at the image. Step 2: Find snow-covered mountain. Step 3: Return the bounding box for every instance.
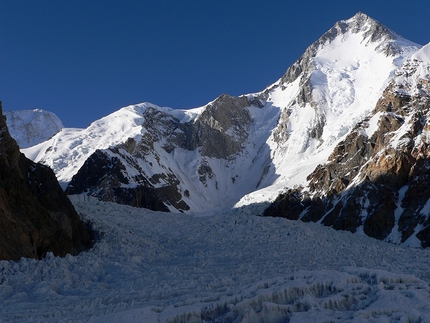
[5,109,63,149]
[265,39,430,247]
[16,13,430,246]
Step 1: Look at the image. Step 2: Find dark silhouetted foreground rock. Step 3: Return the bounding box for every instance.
[0,102,92,260]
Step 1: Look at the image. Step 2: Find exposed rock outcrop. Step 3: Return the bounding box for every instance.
[0,102,91,261]
[174,94,253,158]
[264,56,430,247]
[65,148,186,212]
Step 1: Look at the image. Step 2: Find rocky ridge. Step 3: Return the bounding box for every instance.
[264,46,430,247]
[65,94,255,211]
[5,109,63,149]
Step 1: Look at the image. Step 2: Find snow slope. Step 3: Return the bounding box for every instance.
[5,109,63,149]
[412,42,430,63]
[1,197,430,322]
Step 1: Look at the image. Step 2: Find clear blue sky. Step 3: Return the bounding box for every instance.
[1,0,429,127]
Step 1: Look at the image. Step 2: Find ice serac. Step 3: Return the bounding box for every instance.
[265,42,430,247]
[5,109,63,148]
[0,102,91,261]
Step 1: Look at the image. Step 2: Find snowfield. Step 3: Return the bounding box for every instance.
[2,196,430,322]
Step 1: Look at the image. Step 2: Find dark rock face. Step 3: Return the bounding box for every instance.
[65,137,191,212]
[0,102,91,261]
[65,148,186,212]
[264,58,430,247]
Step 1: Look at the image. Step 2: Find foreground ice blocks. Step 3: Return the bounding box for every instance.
[2,197,430,321]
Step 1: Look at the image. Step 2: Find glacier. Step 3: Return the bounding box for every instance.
[2,196,430,322]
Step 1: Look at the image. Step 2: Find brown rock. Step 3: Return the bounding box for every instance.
[0,102,91,261]
[265,69,430,247]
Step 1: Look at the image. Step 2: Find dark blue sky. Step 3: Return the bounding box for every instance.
[1,1,429,127]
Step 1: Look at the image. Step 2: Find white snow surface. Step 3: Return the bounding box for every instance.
[412,42,430,63]
[5,109,64,149]
[2,196,430,322]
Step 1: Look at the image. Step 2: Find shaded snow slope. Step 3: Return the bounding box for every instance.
[1,197,430,321]
[5,109,64,149]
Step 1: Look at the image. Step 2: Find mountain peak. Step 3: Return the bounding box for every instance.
[343,11,397,42]
[5,109,64,149]
[349,11,369,20]
[280,12,419,85]
[345,11,378,29]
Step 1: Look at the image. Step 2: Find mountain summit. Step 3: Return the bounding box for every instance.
[16,13,430,246]
[265,39,430,247]
[281,12,413,86]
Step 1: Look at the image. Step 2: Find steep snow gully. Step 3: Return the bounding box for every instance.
[3,12,430,322]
